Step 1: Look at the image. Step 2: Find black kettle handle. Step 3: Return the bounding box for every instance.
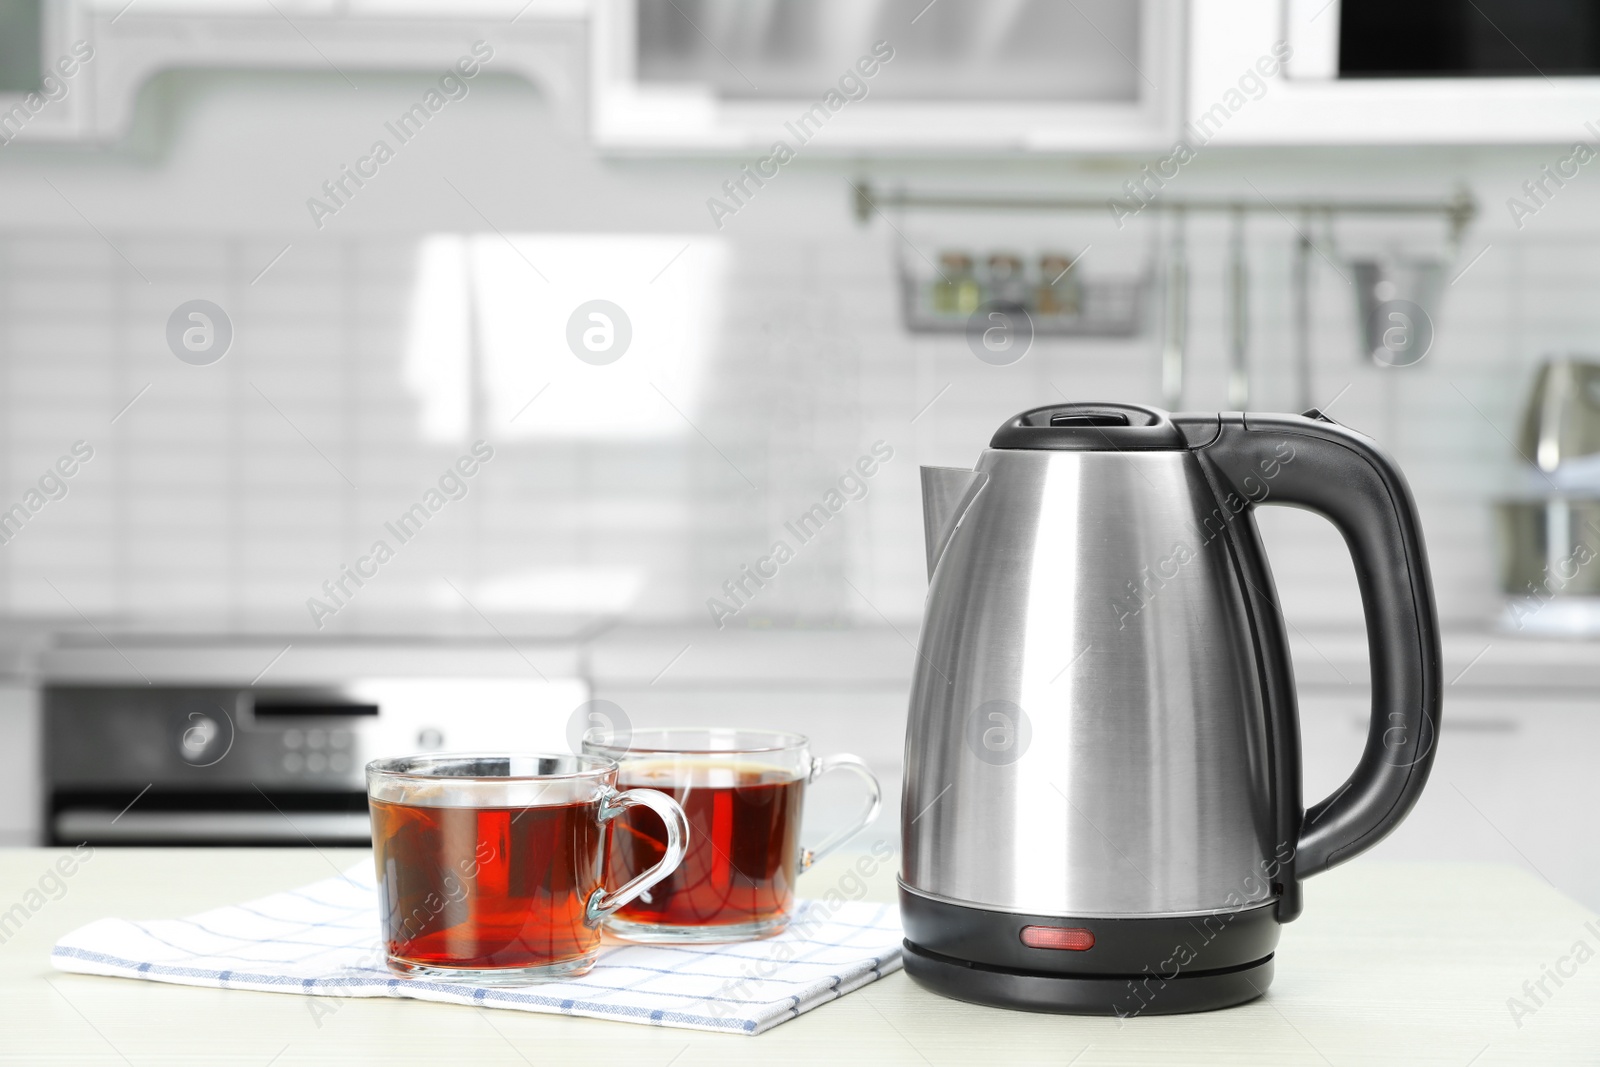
[1192,411,1442,880]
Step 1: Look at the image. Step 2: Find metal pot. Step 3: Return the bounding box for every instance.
[1493,497,1600,597]
[1518,357,1600,473]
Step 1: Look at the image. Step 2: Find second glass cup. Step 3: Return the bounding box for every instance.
[582,727,882,943]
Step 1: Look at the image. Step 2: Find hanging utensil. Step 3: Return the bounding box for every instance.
[1293,213,1313,412]
[1350,256,1443,367]
[1227,209,1249,409]
[1161,210,1187,410]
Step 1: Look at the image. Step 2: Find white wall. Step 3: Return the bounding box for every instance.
[0,67,1589,637]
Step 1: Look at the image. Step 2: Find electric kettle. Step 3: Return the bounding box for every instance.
[900,402,1440,1016]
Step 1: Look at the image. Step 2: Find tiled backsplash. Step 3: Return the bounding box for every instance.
[0,214,1557,637]
[0,74,1583,640]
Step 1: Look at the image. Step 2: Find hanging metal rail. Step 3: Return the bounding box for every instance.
[852,180,1479,411]
[850,181,1479,245]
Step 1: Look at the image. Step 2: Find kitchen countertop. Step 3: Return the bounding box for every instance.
[1,849,1596,1064]
[16,624,1600,695]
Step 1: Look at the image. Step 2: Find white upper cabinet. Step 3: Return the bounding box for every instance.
[1191,0,1600,145]
[19,0,1597,152]
[591,0,1185,153]
[0,0,587,147]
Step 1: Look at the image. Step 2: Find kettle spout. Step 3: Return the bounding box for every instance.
[921,466,988,579]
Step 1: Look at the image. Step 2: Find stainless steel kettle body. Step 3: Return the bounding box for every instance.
[899,403,1441,1016]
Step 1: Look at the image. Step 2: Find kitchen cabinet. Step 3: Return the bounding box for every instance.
[0,1,587,147]
[590,0,1184,153]
[1301,691,1600,910]
[0,0,94,145]
[0,683,40,847]
[1191,0,1600,145]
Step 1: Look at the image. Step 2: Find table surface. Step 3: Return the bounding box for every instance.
[1,847,1596,1065]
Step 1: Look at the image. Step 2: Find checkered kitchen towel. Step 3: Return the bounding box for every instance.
[51,863,903,1035]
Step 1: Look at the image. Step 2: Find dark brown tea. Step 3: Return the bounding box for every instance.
[370,797,603,970]
[607,761,804,929]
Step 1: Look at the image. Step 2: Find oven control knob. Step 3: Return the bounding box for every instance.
[179,713,223,765]
[416,728,443,750]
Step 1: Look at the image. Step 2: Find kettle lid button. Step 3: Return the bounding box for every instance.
[1047,412,1131,428]
[990,402,1185,451]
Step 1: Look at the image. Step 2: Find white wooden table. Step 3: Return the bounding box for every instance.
[1,848,1595,1064]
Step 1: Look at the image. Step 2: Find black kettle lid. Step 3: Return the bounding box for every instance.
[990,402,1189,451]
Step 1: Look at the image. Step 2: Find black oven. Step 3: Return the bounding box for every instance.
[46,686,383,846]
[45,676,579,846]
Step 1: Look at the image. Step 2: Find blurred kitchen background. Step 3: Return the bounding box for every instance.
[1,0,1599,908]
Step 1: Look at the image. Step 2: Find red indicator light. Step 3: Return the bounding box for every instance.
[1019,925,1095,951]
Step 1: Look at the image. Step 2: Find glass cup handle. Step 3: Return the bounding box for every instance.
[585,786,690,926]
[798,754,883,873]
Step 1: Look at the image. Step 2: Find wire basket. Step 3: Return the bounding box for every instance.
[897,260,1147,337]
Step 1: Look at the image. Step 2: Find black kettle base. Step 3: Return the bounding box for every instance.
[902,940,1274,1017]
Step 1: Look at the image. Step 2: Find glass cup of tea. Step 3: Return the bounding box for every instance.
[366,752,689,984]
[580,727,882,943]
